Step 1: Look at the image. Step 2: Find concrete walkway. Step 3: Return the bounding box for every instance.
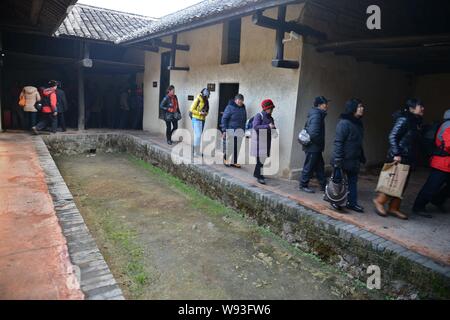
[0,133,83,300]
[129,131,449,266]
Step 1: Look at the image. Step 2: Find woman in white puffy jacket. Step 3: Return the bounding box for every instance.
[19,86,41,130]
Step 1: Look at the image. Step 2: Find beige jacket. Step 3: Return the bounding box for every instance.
[20,86,41,112]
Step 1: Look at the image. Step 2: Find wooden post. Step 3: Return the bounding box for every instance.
[169,34,177,68]
[275,5,286,61]
[78,42,89,131]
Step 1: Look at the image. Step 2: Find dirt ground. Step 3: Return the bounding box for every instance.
[55,153,384,300]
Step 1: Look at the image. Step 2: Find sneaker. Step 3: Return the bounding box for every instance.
[223,159,231,167]
[31,127,39,135]
[346,203,365,213]
[231,164,242,169]
[412,207,432,218]
[300,187,315,194]
[331,203,344,211]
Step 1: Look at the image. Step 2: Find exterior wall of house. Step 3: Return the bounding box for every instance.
[289,43,412,178]
[143,5,305,177]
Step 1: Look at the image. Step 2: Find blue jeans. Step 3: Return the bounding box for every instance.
[192,118,205,147]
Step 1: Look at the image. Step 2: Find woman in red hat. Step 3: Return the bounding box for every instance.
[251,99,276,185]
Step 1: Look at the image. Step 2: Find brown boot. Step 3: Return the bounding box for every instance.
[388,197,409,220]
[373,193,389,217]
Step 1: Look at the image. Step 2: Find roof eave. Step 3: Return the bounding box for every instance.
[119,0,303,45]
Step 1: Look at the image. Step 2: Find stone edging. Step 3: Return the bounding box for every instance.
[33,136,124,300]
[43,133,450,299]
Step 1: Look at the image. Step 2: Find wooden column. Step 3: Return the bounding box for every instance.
[274,5,286,61]
[77,42,90,131]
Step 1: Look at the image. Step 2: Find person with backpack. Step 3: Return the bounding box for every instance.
[32,80,58,135]
[299,96,329,193]
[160,85,181,145]
[19,85,41,131]
[373,98,425,220]
[251,99,276,185]
[190,88,210,157]
[413,109,450,217]
[221,94,247,168]
[330,99,366,213]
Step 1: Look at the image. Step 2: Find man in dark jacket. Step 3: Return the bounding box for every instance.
[300,96,329,193]
[331,99,366,213]
[55,81,68,132]
[221,94,247,168]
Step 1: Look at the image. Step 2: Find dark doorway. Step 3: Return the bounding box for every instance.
[218,83,239,129]
[159,52,171,119]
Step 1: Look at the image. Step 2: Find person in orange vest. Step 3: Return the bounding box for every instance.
[413,109,450,217]
[32,80,58,134]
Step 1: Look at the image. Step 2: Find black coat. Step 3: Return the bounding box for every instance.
[221,100,247,132]
[160,95,181,121]
[331,114,366,173]
[387,111,423,165]
[304,107,327,153]
[56,88,68,113]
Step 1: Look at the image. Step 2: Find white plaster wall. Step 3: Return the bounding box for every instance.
[290,43,412,176]
[143,5,304,177]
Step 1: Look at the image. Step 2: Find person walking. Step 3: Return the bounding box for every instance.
[330,98,366,213]
[373,98,425,220]
[300,96,329,193]
[251,99,276,185]
[190,88,210,156]
[221,94,247,168]
[32,81,58,134]
[131,86,144,130]
[55,81,68,132]
[19,85,40,131]
[160,85,181,145]
[413,109,450,217]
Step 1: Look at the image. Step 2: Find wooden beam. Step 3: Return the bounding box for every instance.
[252,10,327,40]
[30,0,45,26]
[151,39,190,51]
[272,59,299,69]
[274,6,287,61]
[316,34,450,52]
[168,34,190,71]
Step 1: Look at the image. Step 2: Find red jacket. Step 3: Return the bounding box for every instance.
[430,121,450,173]
[41,88,57,114]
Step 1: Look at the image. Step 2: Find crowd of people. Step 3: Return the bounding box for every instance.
[160,85,449,219]
[13,80,144,133]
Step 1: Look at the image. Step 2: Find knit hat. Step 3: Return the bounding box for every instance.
[201,88,210,97]
[345,98,362,114]
[444,109,450,120]
[261,99,275,110]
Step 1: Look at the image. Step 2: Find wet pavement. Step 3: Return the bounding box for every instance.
[0,133,83,300]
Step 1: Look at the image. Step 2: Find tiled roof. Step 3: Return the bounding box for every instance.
[116,0,299,44]
[54,3,156,43]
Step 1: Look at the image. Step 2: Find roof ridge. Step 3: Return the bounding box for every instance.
[76,3,158,21]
